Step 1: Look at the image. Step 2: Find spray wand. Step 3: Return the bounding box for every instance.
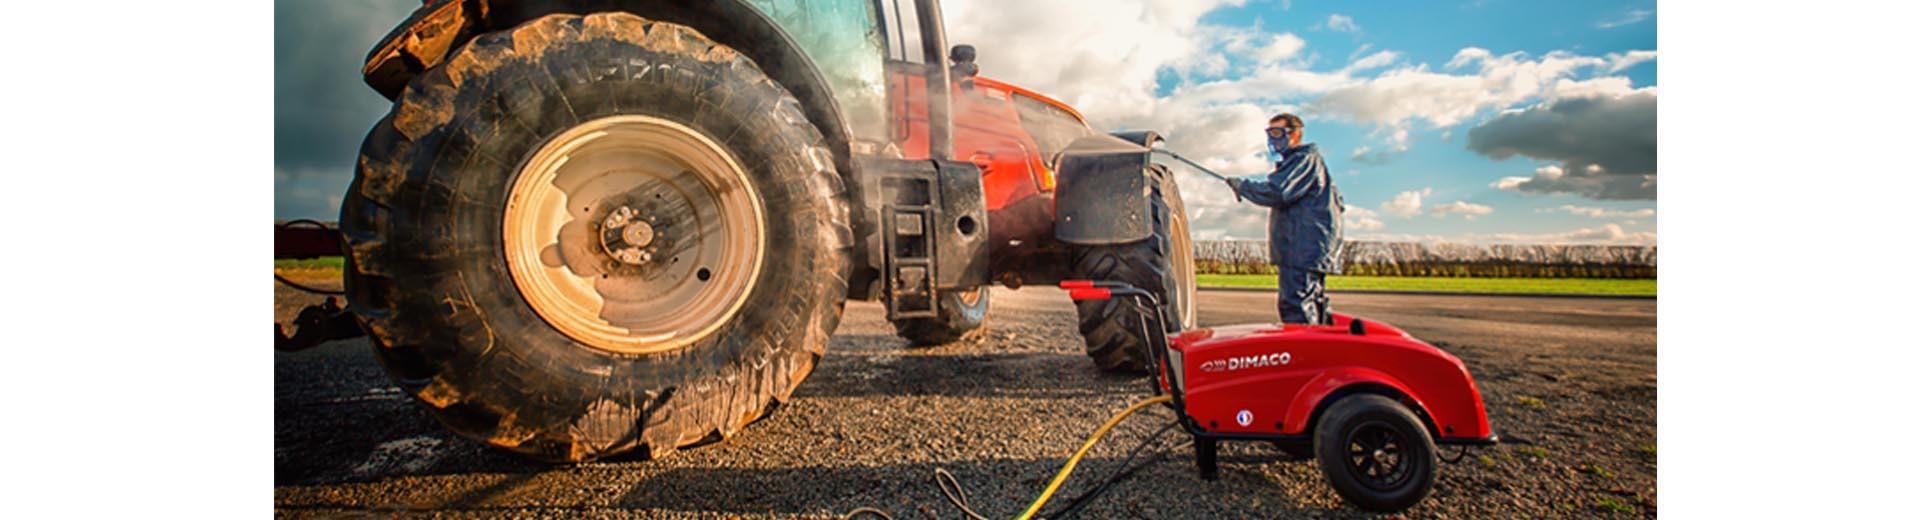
[1150,148,1243,201]
[1149,148,1230,181]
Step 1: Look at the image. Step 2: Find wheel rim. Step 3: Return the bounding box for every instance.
[1168,201,1198,330]
[504,115,765,355]
[1345,421,1413,491]
[957,289,983,306]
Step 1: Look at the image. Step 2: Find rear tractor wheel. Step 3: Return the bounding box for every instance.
[339,13,850,462]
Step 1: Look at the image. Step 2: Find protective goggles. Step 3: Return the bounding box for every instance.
[1266,127,1296,139]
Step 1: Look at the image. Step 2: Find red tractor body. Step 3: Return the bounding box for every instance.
[886,68,1094,278]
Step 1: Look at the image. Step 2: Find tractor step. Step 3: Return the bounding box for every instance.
[854,157,989,320]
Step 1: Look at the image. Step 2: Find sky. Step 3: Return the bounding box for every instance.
[276,0,1656,244]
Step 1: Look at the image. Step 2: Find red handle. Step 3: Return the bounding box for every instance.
[1068,288,1111,300]
[1060,280,1094,289]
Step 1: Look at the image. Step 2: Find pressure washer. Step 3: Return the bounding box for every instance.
[1057,279,1497,512]
[856,280,1497,518]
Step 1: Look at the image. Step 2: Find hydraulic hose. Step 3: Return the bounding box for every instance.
[1014,394,1172,520]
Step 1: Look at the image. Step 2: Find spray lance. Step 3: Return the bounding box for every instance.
[1150,148,1244,202]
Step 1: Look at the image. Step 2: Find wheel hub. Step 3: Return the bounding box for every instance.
[600,206,660,265]
[1348,423,1410,489]
[503,115,765,355]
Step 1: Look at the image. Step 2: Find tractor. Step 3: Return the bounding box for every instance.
[278,0,1197,462]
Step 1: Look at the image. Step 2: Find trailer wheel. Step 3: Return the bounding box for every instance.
[1313,394,1437,512]
[891,289,990,346]
[1068,163,1197,371]
[339,13,849,462]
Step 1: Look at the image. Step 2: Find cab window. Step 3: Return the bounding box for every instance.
[1011,94,1092,160]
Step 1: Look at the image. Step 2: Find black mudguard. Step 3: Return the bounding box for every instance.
[1053,135,1160,245]
[1108,130,1165,148]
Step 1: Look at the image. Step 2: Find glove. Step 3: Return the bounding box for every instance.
[1225,177,1244,201]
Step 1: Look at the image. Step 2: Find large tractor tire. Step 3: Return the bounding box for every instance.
[891,289,989,346]
[1068,163,1197,372]
[339,13,850,462]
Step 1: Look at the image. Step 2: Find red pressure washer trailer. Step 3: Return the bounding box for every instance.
[1062,280,1497,512]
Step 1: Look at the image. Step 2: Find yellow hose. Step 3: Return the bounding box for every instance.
[1015,394,1173,520]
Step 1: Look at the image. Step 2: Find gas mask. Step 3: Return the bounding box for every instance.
[1265,126,1294,164]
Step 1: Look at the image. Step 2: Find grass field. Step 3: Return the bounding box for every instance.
[1198,273,1656,296]
[275,257,344,270]
[277,257,1654,296]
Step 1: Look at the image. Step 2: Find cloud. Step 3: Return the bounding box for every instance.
[1549,76,1641,99]
[1324,14,1360,33]
[275,0,419,219]
[276,166,349,220]
[953,0,1658,171]
[1478,224,1656,245]
[1306,48,1645,149]
[947,0,1247,125]
[1346,50,1400,72]
[1380,188,1431,218]
[1606,50,1658,73]
[1349,145,1401,165]
[1545,205,1656,219]
[1597,8,1654,29]
[1469,89,1658,200]
[1429,201,1494,219]
[953,2,1655,235]
[1344,206,1385,231]
[1255,33,1308,63]
[1355,226,1656,245]
[1491,166,1550,191]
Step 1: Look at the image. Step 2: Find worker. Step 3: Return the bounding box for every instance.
[1224,113,1345,325]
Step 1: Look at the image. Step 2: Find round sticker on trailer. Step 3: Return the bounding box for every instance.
[1235,410,1253,427]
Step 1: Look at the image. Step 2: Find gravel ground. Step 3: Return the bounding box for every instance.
[276,283,1656,518]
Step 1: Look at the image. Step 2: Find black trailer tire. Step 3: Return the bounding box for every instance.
[1067,163,1197,372]
[891,289,990,346]
[1313,394,1438,512]
[339,13,850,462]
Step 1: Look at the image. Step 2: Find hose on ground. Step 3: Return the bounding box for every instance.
[1014,395,1172,520]
[845,394,1175,520]
[1043,419,1183,519]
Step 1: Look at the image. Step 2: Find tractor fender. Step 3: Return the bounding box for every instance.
[1108,130,1164,148]
[360,0,854,175]
[1052,135,1160,245]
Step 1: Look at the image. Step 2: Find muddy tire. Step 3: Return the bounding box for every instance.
[1314,394,1438,512]
[339,13,850,462]
[1068,163,1197,372]
[891,289,989,346]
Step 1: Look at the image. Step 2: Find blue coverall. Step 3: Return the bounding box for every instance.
[1230,143,1345,325]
